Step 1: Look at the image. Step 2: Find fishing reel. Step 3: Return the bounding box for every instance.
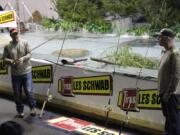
[46,94,53,102]
[105,104,112,112]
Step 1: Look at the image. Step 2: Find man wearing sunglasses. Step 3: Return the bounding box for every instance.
[156,28,180,135]
[2,28,36,118]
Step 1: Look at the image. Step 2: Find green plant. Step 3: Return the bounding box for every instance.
[127,25,151,36]
[107,46,158,69]
[42,17,61,31]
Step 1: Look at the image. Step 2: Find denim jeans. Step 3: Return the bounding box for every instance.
[11,72,36,113]
[161,94,180,135]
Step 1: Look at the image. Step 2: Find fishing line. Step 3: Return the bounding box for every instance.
[39,0,79,118]
[135,45,151,86]
[104,31,121,127]
[30,35,58,52]
[39,31,68,118]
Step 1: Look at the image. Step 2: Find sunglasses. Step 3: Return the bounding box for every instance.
[11,32,18,36]
[157,35,169,40]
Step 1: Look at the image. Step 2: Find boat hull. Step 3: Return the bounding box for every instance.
[0,58,165,134]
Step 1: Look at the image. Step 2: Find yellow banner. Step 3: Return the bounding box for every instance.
[32,65,53,83]
[0,11,15,24]
[0,59,8,74]
[138,90,161,108]
[118,89,161,109]
[58,75,112,95]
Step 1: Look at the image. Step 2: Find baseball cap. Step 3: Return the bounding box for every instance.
[154,28,175,38]
[9,28,18,35]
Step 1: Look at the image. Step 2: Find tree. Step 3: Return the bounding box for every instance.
[30,10,43,24]
[52,0,104,23]
[51,0,180,33]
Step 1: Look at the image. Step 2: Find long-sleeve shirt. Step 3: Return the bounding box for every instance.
[3,38,32,76]
[158,48,180,101]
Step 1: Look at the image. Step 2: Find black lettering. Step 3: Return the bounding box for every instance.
[95,80,101,90]
[83,81,87,90]
[0,61,5,70]
[98,131,115,135]
[87,81,91,90]
[73,81,81,90]
[32,68,51,79]
[142,94,146,104]
[82,127,101,133]
[151,94,156,104]
[145,94,150,104]
[82,79,110,91]
[157,94,161,104]
[91,81,94,90]
[104,80,109,90]
[2,14,13,21]
[89,128,101,133]
[100,80,104,89]
[139,94,149,104]
[138,93,142,104]
[47,69,50,77]
[82,126,91,131]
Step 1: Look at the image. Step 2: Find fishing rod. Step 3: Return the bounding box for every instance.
[30,35,59,53]
[39,32,68,118]
[119,36,151,135]
[39,0,79,118]
[104,31,122,127]
[119,102,131,135]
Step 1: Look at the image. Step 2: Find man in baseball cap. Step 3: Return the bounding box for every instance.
[154,28,175,38]
[3,27,37,118]
[157,28,180,135]
[9,28,18,35]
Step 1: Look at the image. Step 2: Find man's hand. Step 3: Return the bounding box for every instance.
[14,57,24,65]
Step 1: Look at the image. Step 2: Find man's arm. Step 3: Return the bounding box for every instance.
[2,46,14,65]
[168,52,180,92]
[22,41,31,61]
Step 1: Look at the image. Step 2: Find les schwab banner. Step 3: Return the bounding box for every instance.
[0,59,8,74]
[32,65,53,83]
[118,89,161,109]
[0,10,17,28]
[0,63,52,82]
[58,75,112,95]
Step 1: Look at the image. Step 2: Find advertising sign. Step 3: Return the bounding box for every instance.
[0,10,17,27]
[58,75,112,95]
[60,76,74,96]
[138,90,161,109]
[121,88,139,111]
[0,59,8,74]
[47,117,92,131]
[76,125,119,135]
[32,65,53,83]
[118,89,161,109]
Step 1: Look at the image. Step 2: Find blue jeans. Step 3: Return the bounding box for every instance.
[11,72,36,113]
[160,94,180,135]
